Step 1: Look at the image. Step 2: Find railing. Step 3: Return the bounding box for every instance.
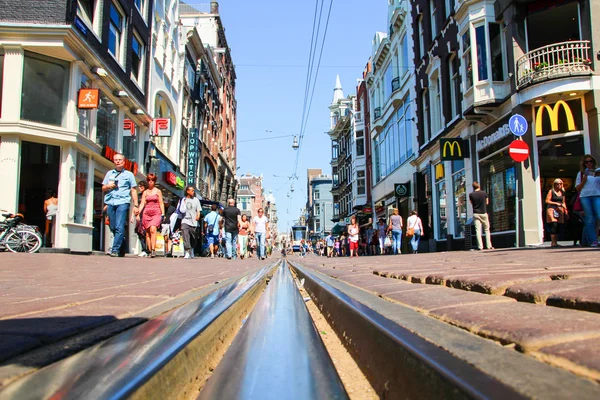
[392,76,400,92]
[374,107,382,119]
[516,40,592,89]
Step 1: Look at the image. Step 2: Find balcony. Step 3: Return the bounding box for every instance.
[516,40,592,90]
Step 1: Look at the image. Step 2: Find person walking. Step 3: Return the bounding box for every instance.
[180,186,201,259]
[545,179,568,247]
[138,174,164,258]
[204,204,221,258]
[388,208,403,255]
[223,198,242,260]
[102,153,139,257]
[238,214,250,259]
[43,190,58,248]
[134,181,149,257]
[348,215,360,257]
[406,210,424,254]
[377,219,387,255]
[469,182,494,250]
[575,155,600,247]
[326,233,335,258]
[252,208,269,260]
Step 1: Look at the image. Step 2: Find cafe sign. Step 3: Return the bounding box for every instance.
[187,128,199,186]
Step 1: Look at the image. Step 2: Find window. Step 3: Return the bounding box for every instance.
[96,91,118,148]
[449,56,460,119]
[418,16,425,58]
[384,62,393,99]
[452,160,466,238]
[445,0,454,19]
[108,2,125,63]
[435,171,448,239]
[357,170,366,195]
[430,0,437,39]
[185,57,195,87]
[134,0,145,15]
[396,95,412,164]
[78,74,92,137]
[315,204,321,216]
[316,220,321,233]
[429,71,442,134]
[475,25,488,81]
[74,152,89,224]
[462,31,473,89]
[0,52,5,117]
[422,90,430,143]
[131,32,144,82]
[401,34,409,77]
[21,52,69,127]
[155,93,172,153]
[314,190,320,200]
[77,0,100,32]
[489,23,505,81]
[356,131,364,156]
[123,121,138,162]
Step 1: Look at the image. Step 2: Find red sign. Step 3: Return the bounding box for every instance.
[164,172,177,186]
[152,118,171,137]
[78,88,99,109]
[509,139,530,162]
[102,146,138,175]
[124,119,135,137]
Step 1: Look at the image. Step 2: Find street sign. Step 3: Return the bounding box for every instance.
[508,140,529,162]
[440,138,470,161]
[509,114,528,136]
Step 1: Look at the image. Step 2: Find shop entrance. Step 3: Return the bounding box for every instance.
[18,141,60,244]
[92,178,105,252]
[537,134,585,241]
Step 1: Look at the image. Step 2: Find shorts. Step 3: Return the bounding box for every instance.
[349,241,358,251]
[207,234,219,246]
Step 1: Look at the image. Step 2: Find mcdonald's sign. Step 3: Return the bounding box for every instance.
[435,163,445,180]
[535,100,577,137]
[440,138,470,161]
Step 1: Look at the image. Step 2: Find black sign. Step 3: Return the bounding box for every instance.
[440,138,470,161]
[187,128,199,186]
[394,182,411,198]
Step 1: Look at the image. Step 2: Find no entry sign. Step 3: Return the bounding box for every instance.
[509,140,529,162]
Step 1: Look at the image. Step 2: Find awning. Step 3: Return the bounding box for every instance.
[331,222,347,236]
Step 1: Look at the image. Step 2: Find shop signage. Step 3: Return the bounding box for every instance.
[175,177,185,190]
[394,182,411,198]
[152,118,171,137]
[187,128,199,186]
[74,17,88,35]
[78,88,99,109]
[509,114,528,137]
[102,146,138,175]
[476,123,510,152]
[164,172,177,186]
[440,138,470,161]
[435,163,445,180]
[508,139,530,162]
[363,207,373,214]
[535,100,576,136]
[123,119,135,137]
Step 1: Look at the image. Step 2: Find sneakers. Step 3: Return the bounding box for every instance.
[184,251,190,259]
[138,251,148,258]
[211,254,215,259]
[110,252,118,257]
[591,241,599,247]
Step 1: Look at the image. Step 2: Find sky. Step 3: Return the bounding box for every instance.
[215,0,388,233]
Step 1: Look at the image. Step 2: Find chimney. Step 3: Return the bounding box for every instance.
[211,1,219,14]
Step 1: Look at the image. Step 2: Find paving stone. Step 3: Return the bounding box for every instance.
[534,337,600,380]
[444,273,553,295]
[546,286,600,314]
[506,278,600,308]
[429,302,600,351]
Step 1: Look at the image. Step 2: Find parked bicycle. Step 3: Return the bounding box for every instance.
[0,212,42,253]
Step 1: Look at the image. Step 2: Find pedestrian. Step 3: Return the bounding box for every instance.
[334,238,340,256]
[223,198,242,260]
[377,218,387,255]
[134,181,148,257]
[204,204,221,258]
[340,233,347,257]
[348,215,360,257]
[251,208,269,260]
[469,182,494,250]
[388,208,403,255]
[238,214,250,259]
[102,153,139,257]
[138,175,164,258]
[406,210,424,254]
[179,186,201,259]
[43,189,58,248]
[575,155,600,247]
[162,198,176,256]
[545,179,568,247]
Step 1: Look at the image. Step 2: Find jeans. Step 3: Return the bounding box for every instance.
[580,196,600,244]
[391,229,402,254]
[181,223,198,252]
[256,232,266,258]
[225,231,238,258]
[410,231,421,252]
[107,203,129,255]
[473,213,492,250]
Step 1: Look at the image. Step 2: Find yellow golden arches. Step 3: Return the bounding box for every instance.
[535,100,576,136]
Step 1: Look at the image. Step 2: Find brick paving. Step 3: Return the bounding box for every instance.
[296,247,600,381]
[0,253,268,366]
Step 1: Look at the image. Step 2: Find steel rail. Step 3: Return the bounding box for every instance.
[198,260,349,400]
[0,264,276,400]
[289,261,527,400]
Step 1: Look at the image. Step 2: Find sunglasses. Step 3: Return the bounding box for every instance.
[585,160,594,163]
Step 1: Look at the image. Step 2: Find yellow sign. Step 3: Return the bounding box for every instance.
[535,100,576,136]
[435,163,444,180]
[440,138,468,160]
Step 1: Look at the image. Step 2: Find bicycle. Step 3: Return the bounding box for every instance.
[0,213,43,253]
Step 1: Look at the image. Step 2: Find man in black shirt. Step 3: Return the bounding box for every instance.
[223,198,242,259]
[469,182,494,250]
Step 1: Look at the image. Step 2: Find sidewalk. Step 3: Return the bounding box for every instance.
[297,247,600,382]
[0,253,268,386]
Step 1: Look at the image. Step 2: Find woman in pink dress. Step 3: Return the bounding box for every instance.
[138,174,165,257]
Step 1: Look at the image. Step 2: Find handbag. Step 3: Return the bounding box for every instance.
[406,227,415,237]
[384,236,392,247]
[573,194,583,212]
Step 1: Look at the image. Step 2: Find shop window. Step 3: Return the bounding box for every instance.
[0,51,4,118]
[108,1,126,64]
[21,52,69,127]
[96,91,118,149]
[449,56,460,119]
[489,23,505,81]
[435,165,448,239]
[78,74,92,138]
[452,160,466,238]
[74,152,89,224]
[357,170,366,195]
[131,31,144,83]
[122,122,138,162]
[480,155,517,233]
[462,31,473,89]
[475,25,488,81]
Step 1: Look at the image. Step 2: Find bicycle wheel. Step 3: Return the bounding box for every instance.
[5,229,42,253]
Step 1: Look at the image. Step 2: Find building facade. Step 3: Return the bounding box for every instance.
[355,63,374,223]
[308,174,334,238]
[236,173,264,219]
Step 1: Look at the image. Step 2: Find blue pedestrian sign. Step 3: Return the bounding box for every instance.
[509,114,528,137]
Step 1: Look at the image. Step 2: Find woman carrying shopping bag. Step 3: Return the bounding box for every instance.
[406,210,424,254]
